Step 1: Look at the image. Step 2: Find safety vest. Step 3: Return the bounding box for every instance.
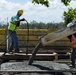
[8,22,17,31]
[71,35,76,48]
[8,15,19,31]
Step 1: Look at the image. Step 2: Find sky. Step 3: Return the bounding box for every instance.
[0,0,76,24]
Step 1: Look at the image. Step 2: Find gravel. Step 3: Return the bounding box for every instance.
[0,61,71,75]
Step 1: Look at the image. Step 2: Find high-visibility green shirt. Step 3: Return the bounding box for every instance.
[8,15,19,31]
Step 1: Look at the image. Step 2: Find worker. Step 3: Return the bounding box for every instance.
[8,9,25,54]
[67,20,76,68]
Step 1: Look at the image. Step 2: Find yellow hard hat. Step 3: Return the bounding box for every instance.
[17,9,23,15]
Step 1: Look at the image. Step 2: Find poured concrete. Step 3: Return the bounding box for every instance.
[0,61,72,75]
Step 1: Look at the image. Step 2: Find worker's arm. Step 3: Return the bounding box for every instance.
[15,18,25,27]
[11,17,25,27]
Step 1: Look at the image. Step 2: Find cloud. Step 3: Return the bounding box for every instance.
[0,0,76,23]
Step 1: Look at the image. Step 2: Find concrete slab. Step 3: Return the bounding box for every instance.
[0,61,72,75]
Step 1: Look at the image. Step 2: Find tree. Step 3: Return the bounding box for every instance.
[63,8,76,25]
[32,0,49,7]
[61,0,71,6]
[32,0,72,7]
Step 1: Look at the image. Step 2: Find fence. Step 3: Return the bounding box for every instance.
[0,29,71,52]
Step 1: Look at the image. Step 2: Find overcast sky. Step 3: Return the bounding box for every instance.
[0,0,76,23]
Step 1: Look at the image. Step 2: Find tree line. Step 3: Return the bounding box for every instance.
[0,21,65,30]
[0,7,76,30]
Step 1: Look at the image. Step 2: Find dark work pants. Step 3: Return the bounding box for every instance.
[71,48,76,68]
[8,30,19,52]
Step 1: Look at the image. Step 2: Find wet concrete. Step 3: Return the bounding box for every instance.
[1,61,71,75]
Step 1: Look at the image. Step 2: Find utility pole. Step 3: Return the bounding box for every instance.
[6,17,9,52]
